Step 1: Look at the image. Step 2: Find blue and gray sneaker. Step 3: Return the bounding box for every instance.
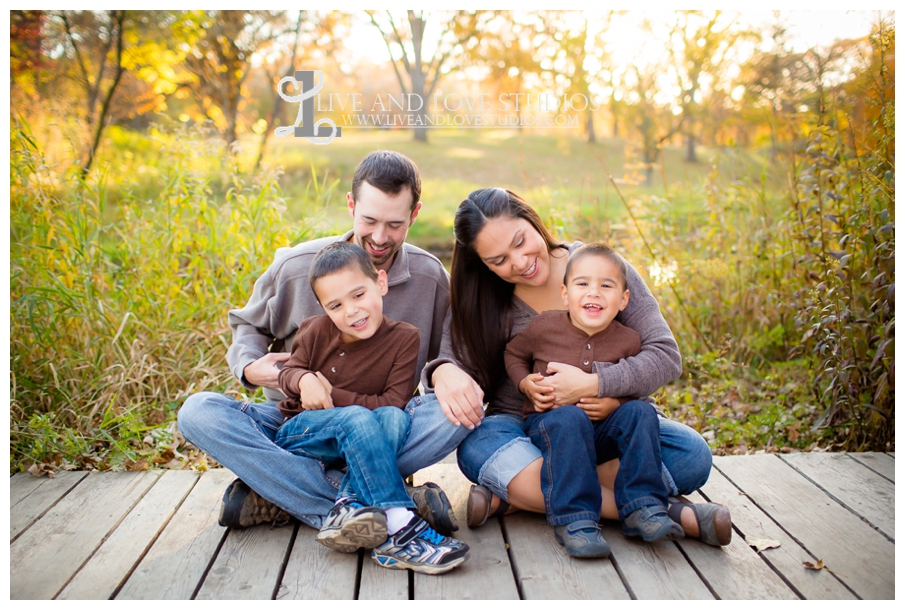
[371,516,470,574]
[316,497,387,554]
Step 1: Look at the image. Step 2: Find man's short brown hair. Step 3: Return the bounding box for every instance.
[351,150,421,211]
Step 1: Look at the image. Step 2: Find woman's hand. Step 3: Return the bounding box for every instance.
[518,374,555,411]
[536,362,599,406]
[299,372,334,410]
[432,363,485,429]
[576,396,621,421]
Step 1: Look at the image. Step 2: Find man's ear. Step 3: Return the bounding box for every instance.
[409,201,422,225]
[377,269,389,296]
[347,192,355,217]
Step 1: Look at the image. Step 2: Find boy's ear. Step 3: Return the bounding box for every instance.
[347,192,355,217]
[619,289,630,311]
[376,269,389,296]
[561,283,569,306]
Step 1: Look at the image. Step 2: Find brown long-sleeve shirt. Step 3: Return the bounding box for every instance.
[504,310,642,417]
[276,315,420,418]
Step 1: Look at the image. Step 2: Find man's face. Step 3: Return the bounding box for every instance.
[348,182,421,272]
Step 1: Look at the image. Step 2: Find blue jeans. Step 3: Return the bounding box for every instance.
[274,406,415,510]
[457,408,711,505]
[178,392,470,528]
[525,402,668,524]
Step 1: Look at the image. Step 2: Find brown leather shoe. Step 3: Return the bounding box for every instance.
[466,484,508,528]
[668,496,732,546]
[219,479,293,528]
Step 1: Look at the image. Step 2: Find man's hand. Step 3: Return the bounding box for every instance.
[299,372,334,410]
[243,352,291,390]
[576,396,621,421]
[537,362,599,406]
[518,374,555,411]
[432,363,485,429]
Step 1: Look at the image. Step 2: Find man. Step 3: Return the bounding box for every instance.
[178,150,468,533]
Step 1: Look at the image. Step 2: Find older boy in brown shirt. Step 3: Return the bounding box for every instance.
[273,242,468,575]
[503,243,683,556]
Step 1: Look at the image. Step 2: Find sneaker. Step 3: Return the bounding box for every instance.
[622,505,685,542]
[406,481,459,535]
[219,479,292,529]
[553,520,612,558]
[371,516,470,574]
[316,497,387,553]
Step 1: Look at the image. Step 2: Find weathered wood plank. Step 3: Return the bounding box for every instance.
[11,471,160,600]
[413,464,519,600]
[360,549,409,599]
[58,470,199,600]
[506,511,630,599]
[848,452,895,482]
[196,522,296,600]
[598,521,714,599]
[699,466,857,599]
[780,452,895,540]
[10,471,88,541]
[714,454,894,599]
[676,490,798,600]
[277,524,359,599]
[116,468,235,600]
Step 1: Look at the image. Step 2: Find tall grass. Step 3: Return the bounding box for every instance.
[10,120,318,471]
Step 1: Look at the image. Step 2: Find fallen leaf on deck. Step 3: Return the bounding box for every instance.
[746,535,781,552]
[27,463,55,478]
[803,559,826,570]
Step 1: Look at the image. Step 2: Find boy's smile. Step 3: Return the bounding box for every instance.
[561,255,630,336]
[314,267,389,343]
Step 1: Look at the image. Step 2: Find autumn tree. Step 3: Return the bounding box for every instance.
[368,10,488,142]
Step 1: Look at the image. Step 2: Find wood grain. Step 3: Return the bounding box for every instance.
[698,466,856,599]
[714,454,894,599]
[780,452,894,540]
[11,470,160,600]
[115,468,235,600]
[10,471,88,541]
[848,452,895,482]
[58,470,199,599]
[277,524,359,600]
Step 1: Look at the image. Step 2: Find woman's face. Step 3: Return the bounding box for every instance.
[472,215,551,288]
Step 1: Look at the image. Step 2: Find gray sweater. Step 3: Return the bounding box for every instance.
[421,243,682,417]
[227,230,450,402]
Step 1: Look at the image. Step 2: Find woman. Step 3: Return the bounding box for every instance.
[421,188,731,547]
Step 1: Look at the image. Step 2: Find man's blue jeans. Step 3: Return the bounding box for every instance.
[178,392,470,528]
[525,401,668,525]
[273,406,416,510]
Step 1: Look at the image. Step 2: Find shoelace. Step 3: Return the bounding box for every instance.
[417,525,446,545]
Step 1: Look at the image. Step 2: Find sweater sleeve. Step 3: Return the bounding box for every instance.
[593,257,682,398]
[277,319,316,399]
[503,323,536,389]
[331,329,421,410]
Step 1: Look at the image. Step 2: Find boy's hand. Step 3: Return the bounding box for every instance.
[519,374,555,411]
[538,362,599,406]
[299,372,334,410]
[577,396,621,421]
[243,352,291,390]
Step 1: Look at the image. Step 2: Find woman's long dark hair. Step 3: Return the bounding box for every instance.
[450,188,565,394]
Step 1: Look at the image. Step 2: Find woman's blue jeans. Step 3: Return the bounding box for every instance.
[273,405,416,510]
[524,401,668,524]
[457,405,712,514]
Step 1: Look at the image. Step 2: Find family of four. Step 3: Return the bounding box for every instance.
[178,150,732,576]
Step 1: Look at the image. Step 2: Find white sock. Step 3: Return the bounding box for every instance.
[385,508,416,535]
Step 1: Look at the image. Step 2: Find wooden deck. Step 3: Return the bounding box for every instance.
[10,452,895,599]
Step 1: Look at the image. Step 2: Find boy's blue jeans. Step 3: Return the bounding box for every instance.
[273,405,416,511]
[524,401,669,525]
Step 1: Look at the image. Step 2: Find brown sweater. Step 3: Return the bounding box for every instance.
[276,315,420,418]
[504,310,642,417]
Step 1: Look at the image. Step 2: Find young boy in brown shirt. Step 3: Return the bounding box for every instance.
[273,241,468,574]
[504,243,683,557]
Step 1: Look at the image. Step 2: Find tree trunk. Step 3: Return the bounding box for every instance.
[684,133,697,163]
[586,110,596,144]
